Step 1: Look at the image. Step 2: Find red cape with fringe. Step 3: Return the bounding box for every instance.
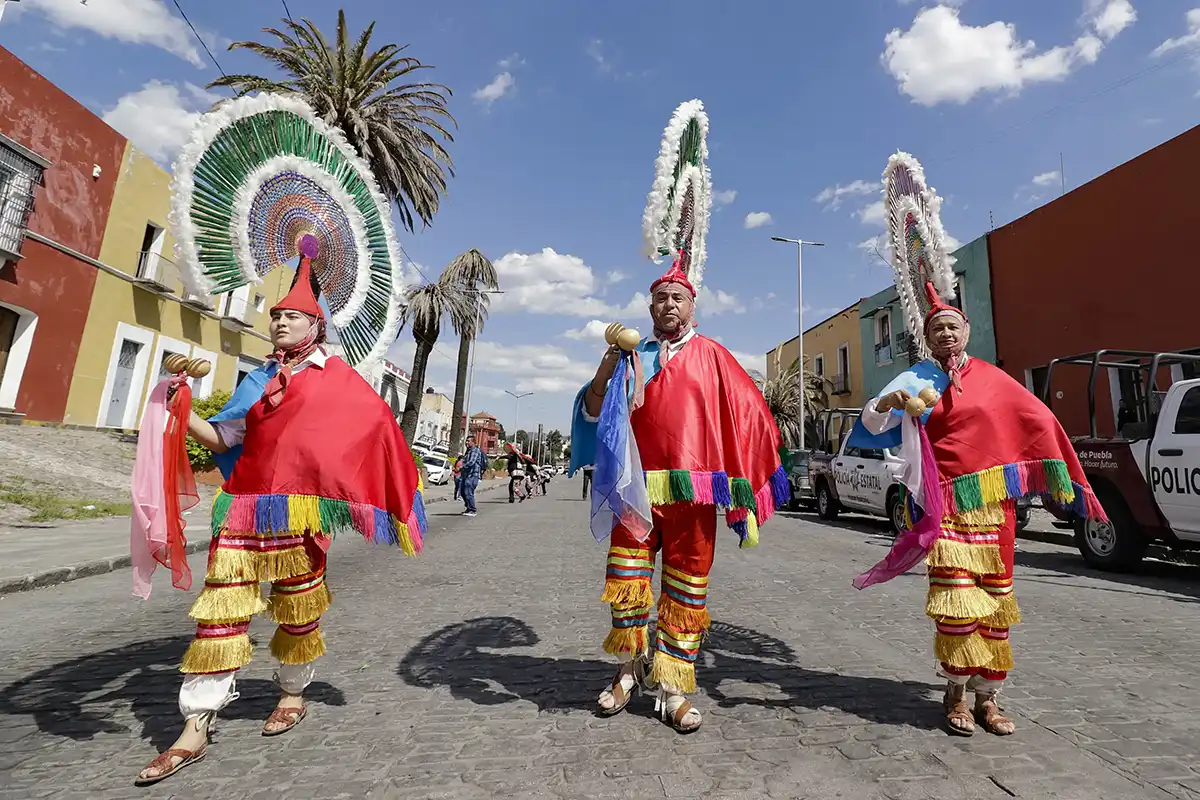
[224,357,421,520]
[927,358,1090,486]
[632,335,781,488]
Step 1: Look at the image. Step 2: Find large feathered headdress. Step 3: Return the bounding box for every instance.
[641,99,712,298]
[169,93,409,369]
[882,151,959,363]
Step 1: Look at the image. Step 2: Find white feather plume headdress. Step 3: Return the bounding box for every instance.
[169,92,410,371]
[882,151,958,362]
[641,99,712,295]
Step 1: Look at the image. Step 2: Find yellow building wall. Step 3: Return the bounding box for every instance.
[64,142,292,427]
[765,302,865,410]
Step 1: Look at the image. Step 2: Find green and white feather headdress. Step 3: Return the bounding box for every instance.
[641,99,712,295]
[169,92,408,368]
[882,151,957,363]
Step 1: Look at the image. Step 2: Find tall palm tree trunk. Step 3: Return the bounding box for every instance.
[447,332,471,454]
[401,335,435,444]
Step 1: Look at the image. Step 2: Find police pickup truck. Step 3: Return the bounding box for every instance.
[1039,349,1200,571]
[808,409,909,534]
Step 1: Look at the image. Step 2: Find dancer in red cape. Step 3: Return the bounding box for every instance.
[569,100,787,733]
[136,245,425,785]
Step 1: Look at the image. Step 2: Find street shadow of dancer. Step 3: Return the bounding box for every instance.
[0,634,346,751]
[397,617,942,730]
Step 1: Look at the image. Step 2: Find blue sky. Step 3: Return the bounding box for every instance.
[3,0,1198,431]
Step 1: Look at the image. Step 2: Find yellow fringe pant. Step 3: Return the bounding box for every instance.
[181,532,332,675]
[602,504,716,694]
[926,504,1021,683]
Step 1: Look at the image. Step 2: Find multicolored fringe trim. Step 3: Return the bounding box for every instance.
[642,465,790,547]
[211,488,428,556]
[902,459,1108,527]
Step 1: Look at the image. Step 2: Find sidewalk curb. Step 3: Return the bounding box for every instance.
[0,481,507,597]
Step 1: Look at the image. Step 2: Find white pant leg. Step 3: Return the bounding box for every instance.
[968,674,1005,694]
[276,661,316,694]
[937,666,973,686]
[179,671,239,719]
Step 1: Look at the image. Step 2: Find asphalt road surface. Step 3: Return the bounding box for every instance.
[2,481,1199,799]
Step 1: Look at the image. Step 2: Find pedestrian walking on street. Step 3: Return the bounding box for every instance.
[569,99,788,736]
[459,436,485,517]
[134,242,426,785]
[505,442,525,503]
[452,455,463,501]
[849,151,1108,740]
[581,465,594,500]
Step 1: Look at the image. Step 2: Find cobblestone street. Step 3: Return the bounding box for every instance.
[2,480,1199,799]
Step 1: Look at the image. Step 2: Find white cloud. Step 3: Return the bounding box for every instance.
[1153,9,1200,59]
[882,2,1134,106]
[856,200,886,226]
[473,72,515,106]
[586,38,611,73]
[857,234,889,258]
[102,80,219,163]
[498,53,525,69]
[490,248,648,320]
[713,188,738,206]
[744,211,773,229]
[698,286,743,315]
[605,270,629,284]
[815,179,876,210]
[26,0,205,66]
[725,348,767,377]
[472,340,596,394]
[1032,170,1061,187]
[1087,0,1136,42]
[563,320,608,341]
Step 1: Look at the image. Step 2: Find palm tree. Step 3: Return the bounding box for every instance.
[546,430,565,463]
[208,10,455,232]
[397,280,474,443]
[750,359,829,449]
[441,249,498,455]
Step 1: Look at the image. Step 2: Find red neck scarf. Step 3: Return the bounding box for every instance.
[263,316,324,409]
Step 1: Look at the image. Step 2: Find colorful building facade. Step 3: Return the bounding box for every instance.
[469,411,503,454]
[0,45,290,428]
[857,234,998,400]
[0,46,125,421]
[988,124,1200,438]
[765,301,865,409]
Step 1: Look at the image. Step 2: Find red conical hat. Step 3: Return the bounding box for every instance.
[649,250,696,298]
[922,281,966,331]
[271,234,322,318]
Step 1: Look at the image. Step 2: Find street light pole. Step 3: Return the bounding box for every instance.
[505,389,533,450]
[770,236,825,451]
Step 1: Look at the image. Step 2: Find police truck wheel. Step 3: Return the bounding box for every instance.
[1073,488,1146,572]
[816,482,840,521]
[886,489,906,536]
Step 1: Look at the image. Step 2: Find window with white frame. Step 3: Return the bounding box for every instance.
[950,275,966,311]
[137,222,165,281]
[874,310,893,365]
[834,344,851,394]
[813,354,824,377]
[0,134,47,260]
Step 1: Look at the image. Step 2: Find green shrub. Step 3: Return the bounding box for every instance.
[187,390,232,471]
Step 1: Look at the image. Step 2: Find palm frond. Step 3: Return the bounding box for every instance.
[208,9,455,233]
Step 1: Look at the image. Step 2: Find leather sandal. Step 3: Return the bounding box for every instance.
[943,683,976,737]
[974,693,1015,735]
[597,658,648,717]
[655,690,702,734]
[262,704,307,736]
[133,745,207,786]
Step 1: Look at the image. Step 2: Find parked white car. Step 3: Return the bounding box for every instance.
[423,454,451,486]
[808,409,908,533]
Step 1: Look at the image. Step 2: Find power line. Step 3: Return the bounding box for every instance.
[171,0,226,78]
[280,0,293,20]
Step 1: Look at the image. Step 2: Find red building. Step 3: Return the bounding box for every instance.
[0,46,126,420]
[988,124,1200,438]
[469,411,503,454]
